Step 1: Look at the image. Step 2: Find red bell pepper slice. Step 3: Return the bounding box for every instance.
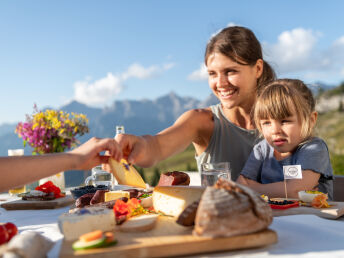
[269,201,299,209]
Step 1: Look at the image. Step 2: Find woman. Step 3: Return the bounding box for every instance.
[115,26,276,180]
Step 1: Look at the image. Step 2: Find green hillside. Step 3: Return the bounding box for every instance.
[316,110,344,174]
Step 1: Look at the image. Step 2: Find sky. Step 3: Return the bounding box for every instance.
[1,0,344,125]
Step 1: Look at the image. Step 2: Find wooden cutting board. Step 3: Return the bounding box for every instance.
[0,195,74,210]
[60,216,277,258]
[272,201,344,219]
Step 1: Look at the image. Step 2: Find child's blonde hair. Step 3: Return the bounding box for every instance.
[254,79,316,140]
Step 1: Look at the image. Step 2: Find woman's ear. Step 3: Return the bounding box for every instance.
[255,59,264,79]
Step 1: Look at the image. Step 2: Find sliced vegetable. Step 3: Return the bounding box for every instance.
[79,230,103,243]
[312,193,330,208]
[72,230,117,251]
[4,222,18,240]
[72,237,107,250]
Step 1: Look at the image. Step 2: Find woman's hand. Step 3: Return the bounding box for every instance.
[70,137,122,170]
[115,134,152,166]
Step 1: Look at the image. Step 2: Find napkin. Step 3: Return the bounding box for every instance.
[2,231,54,258]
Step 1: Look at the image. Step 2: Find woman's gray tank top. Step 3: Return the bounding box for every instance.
[195,104,259,181]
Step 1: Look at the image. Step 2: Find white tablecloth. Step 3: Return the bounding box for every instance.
[1,173,344,258]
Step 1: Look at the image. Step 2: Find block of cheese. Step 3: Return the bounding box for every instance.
[58,207,115,240]
[118,214,158,232]
[152,186,205,217]
[104,190,130,202]
[109,158,146,188]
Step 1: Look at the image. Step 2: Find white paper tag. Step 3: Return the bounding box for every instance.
[283,165,302,179]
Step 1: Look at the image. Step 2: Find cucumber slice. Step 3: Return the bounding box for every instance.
[104,239,118,247]
[72,237,107,250]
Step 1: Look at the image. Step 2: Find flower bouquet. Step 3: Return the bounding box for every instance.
[15,106,89,189]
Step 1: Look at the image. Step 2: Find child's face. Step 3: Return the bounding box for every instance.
[260,112,303,159]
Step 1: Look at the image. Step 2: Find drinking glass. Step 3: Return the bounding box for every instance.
[85,166,114,188]
[200,162,231,187]
[8,149,26,195]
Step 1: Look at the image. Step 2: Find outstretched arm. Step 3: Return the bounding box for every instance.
[0,137,122,192]
[237,170,320,198]
[115,108,213,167]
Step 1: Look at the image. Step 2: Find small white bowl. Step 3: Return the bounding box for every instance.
[298,190,322,203]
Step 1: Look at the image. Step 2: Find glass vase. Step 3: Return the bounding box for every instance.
[39,171,65,191]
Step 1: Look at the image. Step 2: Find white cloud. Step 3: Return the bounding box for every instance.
[333,36,344,46]
[74,62,175,105]
[264,28,320,74]
[263,28,344,83]
[121,62,175,80]
[163,63,175,70]
[74,73,122,105]
[188,63,208,81]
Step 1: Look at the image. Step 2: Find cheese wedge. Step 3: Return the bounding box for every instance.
[109,158,146,188]
[153,186,205,217]
[58,207,115,240]
[104,190,130,202]
[118,214,158,232]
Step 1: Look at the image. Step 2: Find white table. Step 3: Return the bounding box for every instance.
[2,176,344,258]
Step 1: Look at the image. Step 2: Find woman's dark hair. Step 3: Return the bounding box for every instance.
[205,26,276,90]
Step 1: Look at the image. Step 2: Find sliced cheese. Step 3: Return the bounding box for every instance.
[109,158,146,188]
[153,186,205,217]
[118,214,158,232]
[58,207,115,240]
[104,190,130,202]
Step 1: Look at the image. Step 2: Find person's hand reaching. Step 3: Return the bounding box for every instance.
[70,137,122,170]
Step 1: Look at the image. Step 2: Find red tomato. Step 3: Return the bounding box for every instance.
[0,225,9,245]
[4,223,18,240]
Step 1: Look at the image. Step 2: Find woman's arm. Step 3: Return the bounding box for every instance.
[237,170,320,198]
[0,137,122,192]
[115,108,213,167]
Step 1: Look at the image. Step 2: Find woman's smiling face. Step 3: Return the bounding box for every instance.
[206,52,262,111]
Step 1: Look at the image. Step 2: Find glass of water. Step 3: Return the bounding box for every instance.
[8,149,26,195]
[200,162,231,187]
[85,166,113,188]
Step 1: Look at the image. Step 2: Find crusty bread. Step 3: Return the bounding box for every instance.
[193,179,272,237]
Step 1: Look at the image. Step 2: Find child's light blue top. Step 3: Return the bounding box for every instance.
[240,137,333,199]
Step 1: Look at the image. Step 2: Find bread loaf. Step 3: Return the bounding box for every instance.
[193,179,272,237]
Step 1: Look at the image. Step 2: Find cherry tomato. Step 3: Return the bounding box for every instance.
[0,225,9,245]
[4,223,18,240]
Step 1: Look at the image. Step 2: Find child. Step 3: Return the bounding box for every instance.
[237,79,333,199]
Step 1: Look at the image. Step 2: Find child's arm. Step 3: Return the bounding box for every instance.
[237,175,261,186]
[237,170,320,198]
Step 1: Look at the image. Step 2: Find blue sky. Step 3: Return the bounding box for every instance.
[1,1,344,124]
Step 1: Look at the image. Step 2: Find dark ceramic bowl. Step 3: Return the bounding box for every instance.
[70,185,110,200]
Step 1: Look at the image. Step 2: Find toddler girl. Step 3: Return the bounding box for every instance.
[237,79,333,199]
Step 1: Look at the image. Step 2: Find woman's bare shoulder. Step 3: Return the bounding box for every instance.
[179,107,213,125]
